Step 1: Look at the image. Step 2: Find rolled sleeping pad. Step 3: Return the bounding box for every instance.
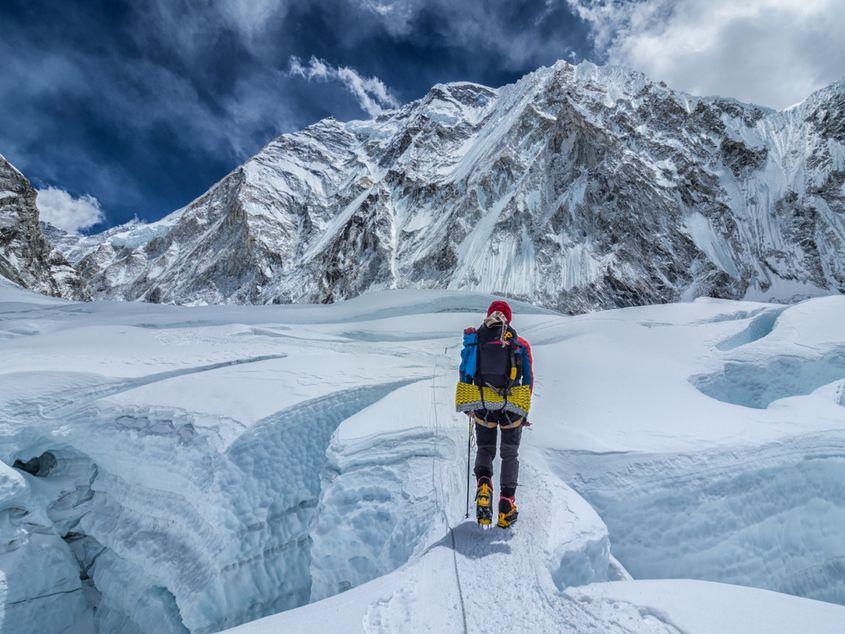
[454,381,531,418]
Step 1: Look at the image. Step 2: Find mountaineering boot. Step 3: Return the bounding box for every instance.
[497,496,518,529]
[475,476,493,526]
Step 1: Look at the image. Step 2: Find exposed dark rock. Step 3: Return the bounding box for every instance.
[0,155,89,300]
[13,451,58,477]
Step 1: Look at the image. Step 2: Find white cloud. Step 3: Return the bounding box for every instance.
[358,0,585,71]
[36,187,105,233]
[289,55,400,117]
[219,0,288,37]
[143,0,289,55]
[360,0,423,29]
[568,0,845,109]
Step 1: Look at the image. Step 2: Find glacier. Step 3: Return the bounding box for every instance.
[0,279,844,632]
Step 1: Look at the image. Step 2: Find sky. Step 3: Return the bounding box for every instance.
[1,0,843,233]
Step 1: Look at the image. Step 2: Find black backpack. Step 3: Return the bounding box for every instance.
[474,322,522,393]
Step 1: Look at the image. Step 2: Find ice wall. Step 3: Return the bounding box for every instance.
[0,381,412,633]
[552,433,845,605]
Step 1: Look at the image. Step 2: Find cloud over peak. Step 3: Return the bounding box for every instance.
[289,55,400,117]
[36,187,105,234]
[568,0,845,109]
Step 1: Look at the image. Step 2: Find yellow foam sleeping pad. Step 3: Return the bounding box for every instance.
[454,381,531,418]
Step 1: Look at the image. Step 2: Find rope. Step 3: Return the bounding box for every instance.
[430,349,469,634]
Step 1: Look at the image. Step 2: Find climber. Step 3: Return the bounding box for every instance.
[456,300,533,528]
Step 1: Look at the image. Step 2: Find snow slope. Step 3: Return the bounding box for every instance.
[53,62,844,311]
[0,285,843,632]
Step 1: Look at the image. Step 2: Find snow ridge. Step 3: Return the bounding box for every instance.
[49,60,845,311]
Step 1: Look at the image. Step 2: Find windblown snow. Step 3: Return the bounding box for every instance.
[0,282,843,633]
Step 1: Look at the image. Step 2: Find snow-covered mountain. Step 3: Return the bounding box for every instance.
[0,154,89,300]
[60,60,844,310]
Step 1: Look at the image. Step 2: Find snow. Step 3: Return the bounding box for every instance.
[684,212,739,277]
[47,60,844,310]
[1,285,843,632]
[569,580,845,634]
[302,187,373,262]
[107,221,173,251]
[0,152,24,179]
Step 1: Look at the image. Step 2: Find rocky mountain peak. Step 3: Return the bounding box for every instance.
[0,154,89,301]
[44,61,845,310]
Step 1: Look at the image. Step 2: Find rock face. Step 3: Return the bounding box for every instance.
[0,155,89,300]
[60,61,845,310]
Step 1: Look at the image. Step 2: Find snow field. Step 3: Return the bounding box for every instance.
[0,286,844,632]
[228,292,845,632]
[0,289,553,632]
[567,579,845,634]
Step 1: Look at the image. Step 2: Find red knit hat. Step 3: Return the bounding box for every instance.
[486,300,512,323]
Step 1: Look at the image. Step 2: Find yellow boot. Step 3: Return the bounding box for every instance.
[475,477,493,526]
[497,496,518,529]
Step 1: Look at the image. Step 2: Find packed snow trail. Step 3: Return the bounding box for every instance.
[428,352,559,629]
[335,350,662,632]
[428,349,469,633]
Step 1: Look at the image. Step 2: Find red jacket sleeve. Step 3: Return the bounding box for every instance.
[517,336,533,393]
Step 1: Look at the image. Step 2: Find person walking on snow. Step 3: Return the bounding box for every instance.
[458,300,533,528]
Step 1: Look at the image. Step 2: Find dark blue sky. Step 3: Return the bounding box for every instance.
[0,0,594,230]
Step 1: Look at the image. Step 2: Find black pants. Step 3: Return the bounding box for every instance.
[474,422,522,499]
